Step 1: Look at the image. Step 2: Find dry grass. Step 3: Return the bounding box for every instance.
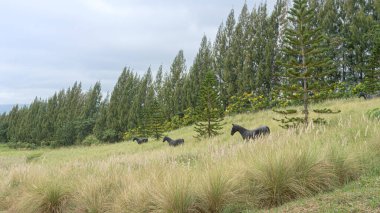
[0,98,380,212]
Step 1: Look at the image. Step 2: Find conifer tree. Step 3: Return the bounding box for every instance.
[194,71,224,138]
[147,99,165,140]
[187,35,213,108]
[94,95,109,141]
[213,23,228,109]
[363,24,380,93]
[277,0,334,126]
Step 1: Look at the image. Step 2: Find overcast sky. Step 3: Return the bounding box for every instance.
[0,0,277,105]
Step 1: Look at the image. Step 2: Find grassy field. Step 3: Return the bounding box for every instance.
[0,98,380,212]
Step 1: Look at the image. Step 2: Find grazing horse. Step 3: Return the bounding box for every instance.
[358,92,380,100]
[231,124,270,140]
[358,92,372,100]
[133,137,148,144]
[163,136,184,147]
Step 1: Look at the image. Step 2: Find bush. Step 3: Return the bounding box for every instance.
[7,142,37,150]
[81,135,100,146]
[102,129,120,143]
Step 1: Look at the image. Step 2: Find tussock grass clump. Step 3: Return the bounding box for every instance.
[10,178,72,213]
[26,152,43,163]
[195,167,247,212]
[326,145,362,185]
[73,175,118,213]
[149,170,197,212]
[244,142,337,207]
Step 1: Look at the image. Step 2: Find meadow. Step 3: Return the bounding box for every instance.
[1,98,380,212]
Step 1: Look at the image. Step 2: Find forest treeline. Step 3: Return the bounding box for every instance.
[0,0,379,148]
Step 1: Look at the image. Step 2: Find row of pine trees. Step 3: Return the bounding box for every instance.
[0,0,379,147]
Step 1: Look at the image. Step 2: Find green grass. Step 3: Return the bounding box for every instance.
[0,98,380,212]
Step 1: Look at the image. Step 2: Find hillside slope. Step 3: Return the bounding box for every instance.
[0,98,379,212]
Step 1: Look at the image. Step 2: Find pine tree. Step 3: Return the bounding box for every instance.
[363,23,380,93]
[94,94,109,141]
[276,0,334,126]
[147,99,165,140]
[213,23,228,109]
[194,71,224,138]
[223,9,237,107]
[187,35,213,108]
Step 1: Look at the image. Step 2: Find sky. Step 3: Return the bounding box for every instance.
[0,0,277,105]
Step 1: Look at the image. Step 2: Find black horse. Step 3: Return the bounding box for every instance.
[358,92,380,100]
[163,136,184,147]
[358,92,372,100]
[231,124,270,140]
[133,137,148,144]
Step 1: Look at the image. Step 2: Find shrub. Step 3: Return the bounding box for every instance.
[102,129,120,143]
[81,135,100,146]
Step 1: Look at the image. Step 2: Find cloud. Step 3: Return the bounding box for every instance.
[0,0,276,105]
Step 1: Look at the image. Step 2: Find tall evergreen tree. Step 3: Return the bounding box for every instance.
[279,0,334,125]
[94,94,109,141]
[147,99,165,140]
[162,50,187,119]
[364,23,380,93]
[194,71,224,138]
[223,9,237,107]
[213,23,228,109]
[187,35,214,108]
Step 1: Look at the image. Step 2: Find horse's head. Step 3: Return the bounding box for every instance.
[231,124,238,136]
[132,137,137,141]
[162,136,168,142]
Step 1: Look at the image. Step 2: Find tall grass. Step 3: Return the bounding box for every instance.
[243,141,337,207]
[9,177,71,213]
[0,98,380,212]
[149,170,197,212]
[195,166,247,212]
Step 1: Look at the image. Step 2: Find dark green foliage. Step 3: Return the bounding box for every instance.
[194,72,224,138]
[313,108,341,114]
[102,129,120,143]
[312,117,327,125]
[272,109,298,115]
[273,116,305,129]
